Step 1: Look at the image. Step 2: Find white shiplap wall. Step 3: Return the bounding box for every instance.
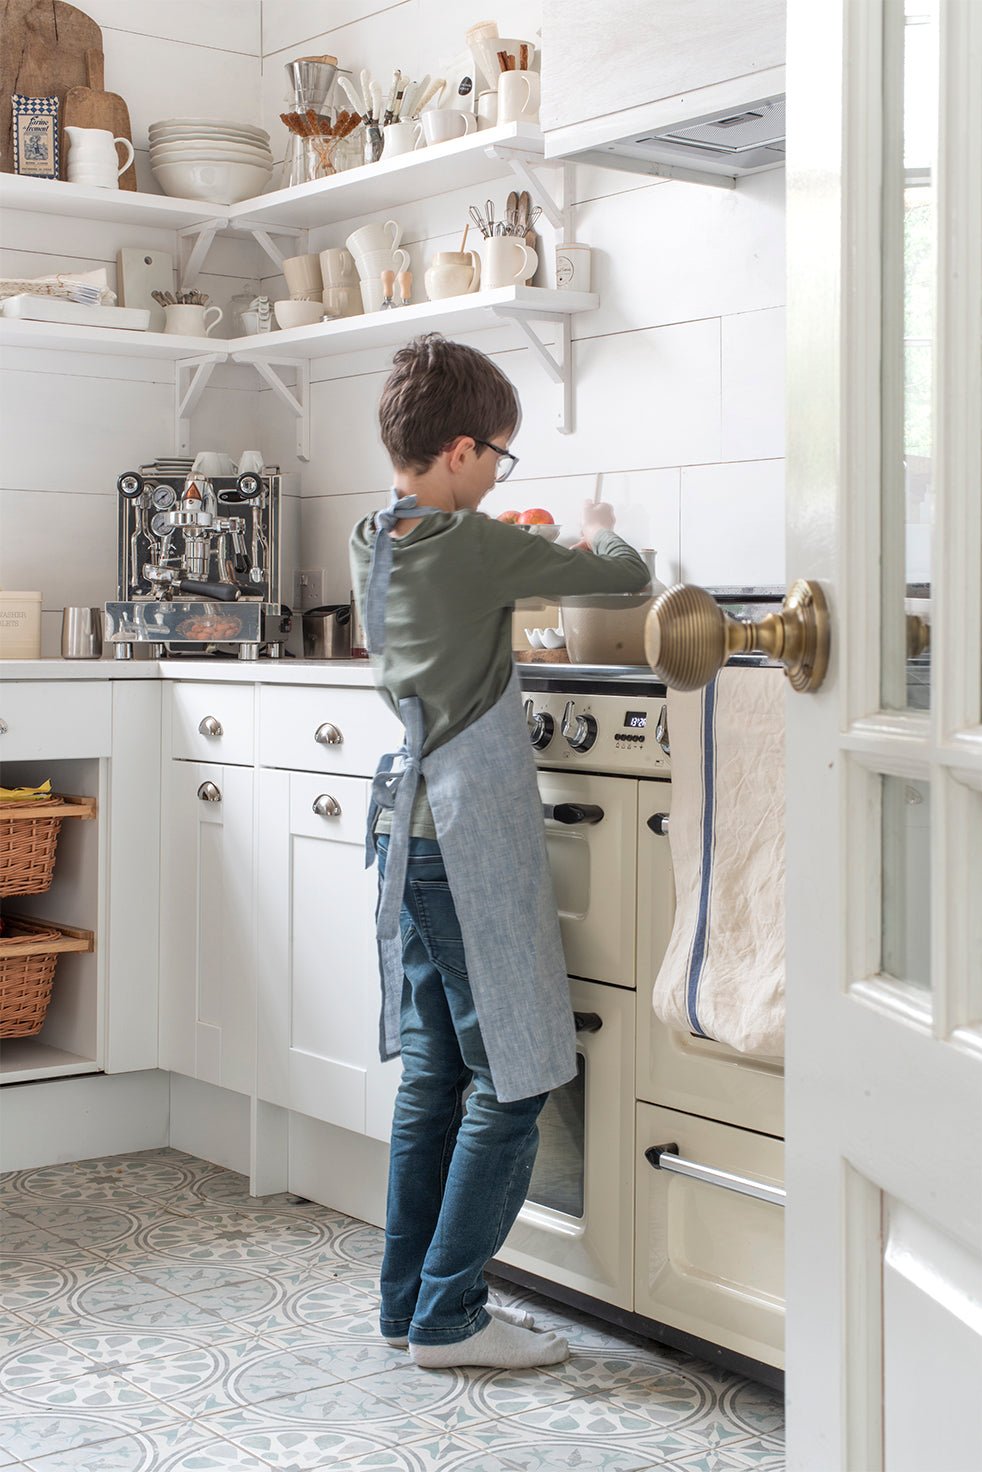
[0,0,785,652]
[259,0,786,603]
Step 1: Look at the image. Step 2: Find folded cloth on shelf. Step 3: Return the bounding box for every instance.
[653,666,786,1057]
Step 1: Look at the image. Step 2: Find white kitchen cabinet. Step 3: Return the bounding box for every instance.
[256,766,400,1142]
[158,757,256,1095]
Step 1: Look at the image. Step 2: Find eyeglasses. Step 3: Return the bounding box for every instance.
[465,435,519,483]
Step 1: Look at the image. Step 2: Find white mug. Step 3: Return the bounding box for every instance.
[360,278,388,313]
[476,91,498,130]
[193,451,237,475]
[482,237,538,289]
[355,247,410,281]
[163,303,223,336]
[420,109,477,146]
[497,69,541,124]
[380,120,422,158]
[237,450,264,475]
[318,247,357,286]
[346,220,402,258]
[322,284,362,318]
[282,252,322,298]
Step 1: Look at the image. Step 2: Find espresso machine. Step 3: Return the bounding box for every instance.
[105,463,291,659]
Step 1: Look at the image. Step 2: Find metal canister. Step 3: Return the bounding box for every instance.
[302,605,351,659]
[349,591,368,659]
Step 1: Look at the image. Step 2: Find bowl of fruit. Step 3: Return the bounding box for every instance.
[497,508,561,541]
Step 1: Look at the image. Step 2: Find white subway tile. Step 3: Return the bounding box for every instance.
[0,490,117,607]
[721,307,786,462]
[680,459,785,586]
[87,0,261,54]
[101,31,261,149]
[301,490,389,602]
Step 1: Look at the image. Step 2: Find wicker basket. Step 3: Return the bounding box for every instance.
[0,914,94,1038]
[0,795,97,897]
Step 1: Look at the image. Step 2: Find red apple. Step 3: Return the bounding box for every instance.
[497,510,520,523]
[517,508,554,525]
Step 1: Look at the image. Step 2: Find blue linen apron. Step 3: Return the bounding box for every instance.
[363,492,577,1104]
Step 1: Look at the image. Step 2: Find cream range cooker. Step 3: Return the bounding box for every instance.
[498,661,786,1388]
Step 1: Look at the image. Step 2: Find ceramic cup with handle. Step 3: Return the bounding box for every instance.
[318,247,357,286]
[497,69,541,125]
[355,246,410,282]
[482,237,537,289]
[420,109,477,146]
[346,220,402,260]
[322,283,362,318]
[425,250,481,300]
[380,121,422,159]
[360,278,390,313]
[66,126,135,187]
[476,91,498,130]
[163,303,223,336]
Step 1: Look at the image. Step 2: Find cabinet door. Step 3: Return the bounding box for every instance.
[159,759,255,1094]
[256,768,401,1142]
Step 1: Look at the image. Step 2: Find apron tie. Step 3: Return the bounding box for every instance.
[364,490,421,654]
[369,697,425,939]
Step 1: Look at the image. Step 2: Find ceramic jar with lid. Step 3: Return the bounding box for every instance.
[424,250,481,301]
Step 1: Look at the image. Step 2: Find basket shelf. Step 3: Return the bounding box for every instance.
[0,914,94,1039]
[0,793,97,897]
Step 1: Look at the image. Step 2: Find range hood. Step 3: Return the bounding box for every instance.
[544,91,786,187]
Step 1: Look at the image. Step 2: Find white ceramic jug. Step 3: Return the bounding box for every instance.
[424,250,481,300]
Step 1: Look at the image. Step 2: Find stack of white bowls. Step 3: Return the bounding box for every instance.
[150,117,273,204]
[345,221,409,313]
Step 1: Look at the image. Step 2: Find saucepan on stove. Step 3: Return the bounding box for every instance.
[560,593,654,665]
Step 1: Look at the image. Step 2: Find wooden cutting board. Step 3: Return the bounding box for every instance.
[63,51,137,190]
[0,0,104,176]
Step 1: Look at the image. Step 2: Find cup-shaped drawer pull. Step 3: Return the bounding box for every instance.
[0,718,7,735]
[197,781,222,803]
[314,722,343,746]
[644,1143,785,1208]
[198,715,223,738]
[312,794,342,818]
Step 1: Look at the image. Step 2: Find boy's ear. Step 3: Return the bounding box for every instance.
[445,435,474,472]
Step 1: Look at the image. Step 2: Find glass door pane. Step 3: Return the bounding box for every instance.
[881,0,939,710]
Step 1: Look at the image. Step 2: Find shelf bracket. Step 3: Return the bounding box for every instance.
[175,354,222,454]
[493,310,572,433]
[234,221,306,272]
[485,148,571,236]
[177,219,226,290]
[237,356,310,461]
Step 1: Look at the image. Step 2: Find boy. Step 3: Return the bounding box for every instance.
[350,333,650,1370]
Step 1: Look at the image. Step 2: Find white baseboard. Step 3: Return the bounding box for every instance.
[1,1070,169,1172]
[289,1111,389,1227]
[167,1072,251,1176]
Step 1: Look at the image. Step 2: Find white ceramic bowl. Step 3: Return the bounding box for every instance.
[150,123,269,139]
[150,133,272,153]
[150,116,269,138]
[274,299,325,329]
[152,159,273,203]
[151,144,273,166]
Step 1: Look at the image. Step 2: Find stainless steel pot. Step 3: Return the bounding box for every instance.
[302,604,350,659]
[561,593,654,665]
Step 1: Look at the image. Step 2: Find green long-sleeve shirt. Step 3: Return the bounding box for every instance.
[349,508,650,836]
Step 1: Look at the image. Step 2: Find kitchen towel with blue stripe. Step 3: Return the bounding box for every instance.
[652,666,786,1057]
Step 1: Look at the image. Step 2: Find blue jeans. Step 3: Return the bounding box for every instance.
[376,835,547,1345]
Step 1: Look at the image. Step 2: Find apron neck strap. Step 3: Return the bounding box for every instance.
[363,489,444,654]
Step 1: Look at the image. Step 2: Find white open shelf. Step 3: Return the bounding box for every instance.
[0,170,222,229]
[0,320,220,359]
[226,121,547,231]
[0,1037,101,1083]
[231,286,597,359]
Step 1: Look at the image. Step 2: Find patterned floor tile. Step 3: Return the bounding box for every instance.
[227,1277,380,1337]
[119,1208,336,1268]
[202,1396,446,1468]
[262,1325,409,1381]
[20,1416,272,1471]
[115,1336,348,1417]
[0,1254,121,1316]
[715,1381,785,1443]
[7,1200,189,1257]
[662,1435,785,1470]
[463,1415,698,1468]
[0,1397,178,1466]
[327,1425,508,1471]
[347,1362,573,1434]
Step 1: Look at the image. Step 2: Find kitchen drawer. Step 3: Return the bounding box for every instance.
[259,685,402,777]
[635,1101,785,1368]
[0,681,111,760]
[636,991,784,1138]
[289,770,370,846]
[170,682,255,766]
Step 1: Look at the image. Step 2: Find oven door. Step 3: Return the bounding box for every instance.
[495,976,636,1309]
[537,770,639,988]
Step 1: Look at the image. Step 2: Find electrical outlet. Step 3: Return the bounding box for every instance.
[297,568,325,611]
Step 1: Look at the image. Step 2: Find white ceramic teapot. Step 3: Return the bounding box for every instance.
[424,250,481,301]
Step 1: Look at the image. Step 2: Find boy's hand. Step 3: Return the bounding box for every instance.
[580,500,616,543]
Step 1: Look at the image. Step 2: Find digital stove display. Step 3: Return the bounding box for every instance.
[623,710,647,728]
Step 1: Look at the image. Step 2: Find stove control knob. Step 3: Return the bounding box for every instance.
[561,700,598,752]
[523,699,555,751]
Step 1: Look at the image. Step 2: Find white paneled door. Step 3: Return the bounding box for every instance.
[785,2,982,1469]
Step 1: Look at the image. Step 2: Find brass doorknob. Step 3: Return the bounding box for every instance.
[644,581,831,693]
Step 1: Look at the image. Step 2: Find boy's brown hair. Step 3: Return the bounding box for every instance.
[378,333,520,472]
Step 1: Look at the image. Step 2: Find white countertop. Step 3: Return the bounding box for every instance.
[0,658,379,687]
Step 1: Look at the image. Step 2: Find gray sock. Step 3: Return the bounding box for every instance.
[410,1315,569,1369]
[384,1300,535,1349]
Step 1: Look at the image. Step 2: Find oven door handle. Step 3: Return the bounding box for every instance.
[644,1143,786,1208]
[573,1011,603,1034]
[542,802,605,825]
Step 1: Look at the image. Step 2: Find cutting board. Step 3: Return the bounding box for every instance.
[63,51,137,191]
[116,248,175,331]
[0,1,104,176]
